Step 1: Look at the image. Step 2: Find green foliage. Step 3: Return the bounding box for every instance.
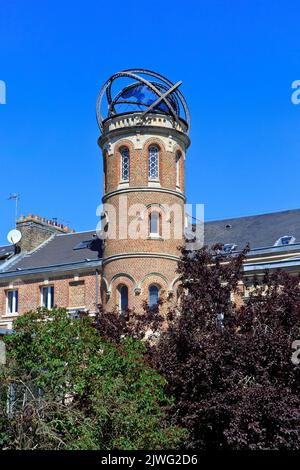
[0,308,185,450]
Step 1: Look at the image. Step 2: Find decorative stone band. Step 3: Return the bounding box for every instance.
[102,186,186,203]
[102,252,180,266]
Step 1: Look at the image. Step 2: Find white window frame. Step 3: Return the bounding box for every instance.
[148,146,159,181]
[6,289,18,316]
[120,147,130,182]
[149,211,160,237]
[41,285,54,310]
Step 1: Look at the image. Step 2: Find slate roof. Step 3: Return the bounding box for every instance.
[204,209,300,251]
[1,209,300,276]
[1,231,102,274]
[0,245,15,265]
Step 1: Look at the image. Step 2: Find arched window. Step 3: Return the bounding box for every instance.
[119,285,128,313]
[176,151,181,188]
[120,147,130,182]
[148,146,159,180]
[149,284,159,308]
[149,210,160,236]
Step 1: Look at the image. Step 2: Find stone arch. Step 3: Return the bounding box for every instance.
[109,272,137,292]
[139,272,168,291]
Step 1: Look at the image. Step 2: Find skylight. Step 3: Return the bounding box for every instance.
[73,240,93,250]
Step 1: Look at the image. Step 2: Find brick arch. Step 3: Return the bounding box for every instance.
[109,273,136,311]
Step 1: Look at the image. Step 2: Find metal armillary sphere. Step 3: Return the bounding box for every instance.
[96,69,191,133]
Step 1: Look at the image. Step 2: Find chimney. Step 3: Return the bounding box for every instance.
[16,215,75,252]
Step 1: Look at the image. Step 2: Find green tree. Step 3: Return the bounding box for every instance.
[0,308,185,450]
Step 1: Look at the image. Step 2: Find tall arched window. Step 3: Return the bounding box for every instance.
[149,284,159,308]
[149,210,160,236]
[148,146,159,180]
[119,284,128,313]
[176,151,181,188]
[120,147,130,182]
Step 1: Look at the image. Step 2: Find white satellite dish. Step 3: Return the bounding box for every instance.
[7,229,22,245]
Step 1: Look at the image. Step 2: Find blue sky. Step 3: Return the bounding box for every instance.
[0,0,300,244]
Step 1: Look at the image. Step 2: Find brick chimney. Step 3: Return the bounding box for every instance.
[16,215,75,252]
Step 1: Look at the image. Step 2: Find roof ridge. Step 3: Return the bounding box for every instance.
[205,208,300,224]
[56,229,96,237]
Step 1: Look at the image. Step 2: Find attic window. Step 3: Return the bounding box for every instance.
[73,240,93,250]
[274,235,296,246]
[223,243,237,253]
[225,224,232,229]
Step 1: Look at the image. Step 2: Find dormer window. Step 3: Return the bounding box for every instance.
[274,235,296,246]
[223,243,237,253]
[120,147,130,182]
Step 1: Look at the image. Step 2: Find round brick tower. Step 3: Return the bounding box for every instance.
[96,70,190,312]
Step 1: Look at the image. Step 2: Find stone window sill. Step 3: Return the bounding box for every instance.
[147,235,164,241]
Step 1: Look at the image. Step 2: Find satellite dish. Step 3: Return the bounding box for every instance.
[7,229,22,245]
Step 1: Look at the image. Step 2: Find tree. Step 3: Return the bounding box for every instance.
[151,246,300,450]
[0,308,185,450]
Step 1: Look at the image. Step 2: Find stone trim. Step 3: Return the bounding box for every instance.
[102,186,185,203]
[102,252,180,266]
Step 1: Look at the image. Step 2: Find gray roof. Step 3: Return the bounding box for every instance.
[1,231,102,274]
[1,208,300,276]
[0,245,15,265]
[204,209,300,250]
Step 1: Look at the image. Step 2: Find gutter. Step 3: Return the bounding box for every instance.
[243,257,300,274]
[0,259,102,281]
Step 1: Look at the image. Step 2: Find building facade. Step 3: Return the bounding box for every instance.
[0,69,300,330]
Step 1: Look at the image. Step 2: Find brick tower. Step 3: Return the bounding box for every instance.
[96,70,190,312]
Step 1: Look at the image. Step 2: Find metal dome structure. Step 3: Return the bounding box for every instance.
[96,69,191,133]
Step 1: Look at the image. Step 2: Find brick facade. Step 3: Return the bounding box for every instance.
[98,113,190,313]
[0,272,100,329]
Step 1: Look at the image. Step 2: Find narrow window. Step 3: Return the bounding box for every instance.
[121,147,130,182]
[7,290,18,315]
[149,211,160,236]
[119,285,128,313]
[103,154,107,192]
[149,285,159,308]
[41,286,54,309]
[176,151,181,188]
[148,146,159,180]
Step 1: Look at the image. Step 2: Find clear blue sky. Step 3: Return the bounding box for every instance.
[0,0,300,244]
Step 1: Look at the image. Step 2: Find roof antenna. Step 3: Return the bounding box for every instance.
[7,193,20,227]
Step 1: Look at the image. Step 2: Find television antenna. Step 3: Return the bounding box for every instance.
[7,193,20,226]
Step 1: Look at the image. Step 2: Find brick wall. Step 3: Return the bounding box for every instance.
[0,271,100,328]
[99,115,189,313]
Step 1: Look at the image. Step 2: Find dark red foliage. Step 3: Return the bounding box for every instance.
[152,246,300,449]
